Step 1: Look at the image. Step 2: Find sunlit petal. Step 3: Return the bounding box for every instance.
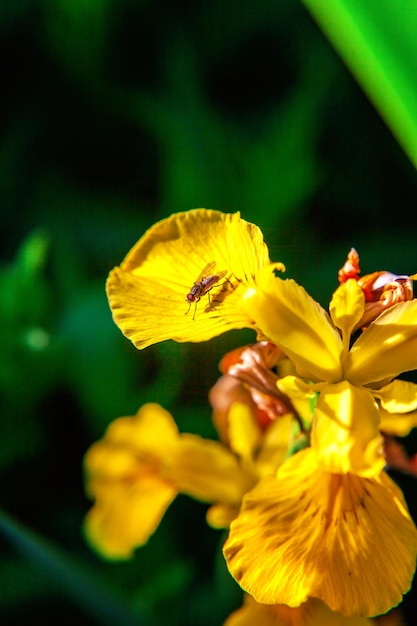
[223,449,417,617]
[227,401,262,465]
[277,375,316,400]
[256,415,294,477]
[83,476,177,560]
[102,403,179,451]
[379,407,417,437]
[373,379,417,413]
[206,503,240,529]
[242,268,343,382]
[329,280,365,349]
[345,300,417,385]
[106,209,274,348]
[276,376,316,429]
[170,434,255,504]
[311,382,384,477]
[83,404,181,559]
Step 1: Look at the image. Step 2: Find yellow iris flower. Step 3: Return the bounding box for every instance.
[224,258,417,616]
[83,400,292,559]
[104,209,417,618]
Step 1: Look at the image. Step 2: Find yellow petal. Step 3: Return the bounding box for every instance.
[255,415,294,477]
[311,382,385,477]
[329,280,365,350]
[84,404,180,495]
[227,401,262,465]
[84,441,141,486]
[83,404,181,559]
[242,269,343,382]
[83,476,177,560]
[102,403,179,451]
[379,407,417,437]
[345,300,417,385]
[224,595,373,626]
[223,449,417,617]
[373,379,417,413]
[170,434,255,504]
[106,209,274,348]
[277,375,316,400]
[206,503,240,529]
[277,376,316,428]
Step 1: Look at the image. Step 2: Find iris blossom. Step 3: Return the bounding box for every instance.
[105,209,417,617]
[84,375,370,625]
[225,269,417,615]
[83,388,296,559]
[83,402,258,559]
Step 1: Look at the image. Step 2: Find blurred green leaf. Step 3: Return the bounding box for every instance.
[302,0,417,168]
[60,284,187,434]
[0,558,50,610]
[60,284,141,432]
[0,507,148,626]
[237,59,327,223]
[134,32,329,228]
[132,559,193,619]
[0,230,49,325]
[138,342,187,408]
[0,231,57,468]
[41,0,110,88]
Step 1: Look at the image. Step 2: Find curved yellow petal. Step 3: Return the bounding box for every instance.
[83,404,181,559]
[277,375,316,400]
[329,280,365,350]
[102,403,179,451]
[84,404,180,495]
[223,449,417,617]
[106,209,274,348]
[216,400,294,478]
[83,476,177,560]
[255,415,294,477]
[277,376,316,428]
[206,503,240,529]
[373,379,417,413]
[227,401,262,466]
[224,595,373,626]
[242,269,343,382]
[379,407,417,437]
[311,382,385,477]
[170,433,255,505]
[345,300,417,385]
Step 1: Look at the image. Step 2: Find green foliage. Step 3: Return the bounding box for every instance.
[303,0,417,169]
[1,1,417,624]
[0,231,55,468]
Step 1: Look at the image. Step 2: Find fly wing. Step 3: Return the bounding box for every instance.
[215,269,228,282]
[195,261,217,283]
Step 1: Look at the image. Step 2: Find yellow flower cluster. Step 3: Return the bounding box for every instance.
[84,209,417,625]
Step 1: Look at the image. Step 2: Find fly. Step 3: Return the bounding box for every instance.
[185,261,228,319]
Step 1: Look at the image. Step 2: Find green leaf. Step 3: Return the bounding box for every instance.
[302,0,417,168]
[0,230,50,324]
[0,507,148,626]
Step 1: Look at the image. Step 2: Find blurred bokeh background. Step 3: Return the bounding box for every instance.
[1,1,417,624]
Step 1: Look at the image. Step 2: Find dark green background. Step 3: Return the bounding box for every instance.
[1,1,416,624]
